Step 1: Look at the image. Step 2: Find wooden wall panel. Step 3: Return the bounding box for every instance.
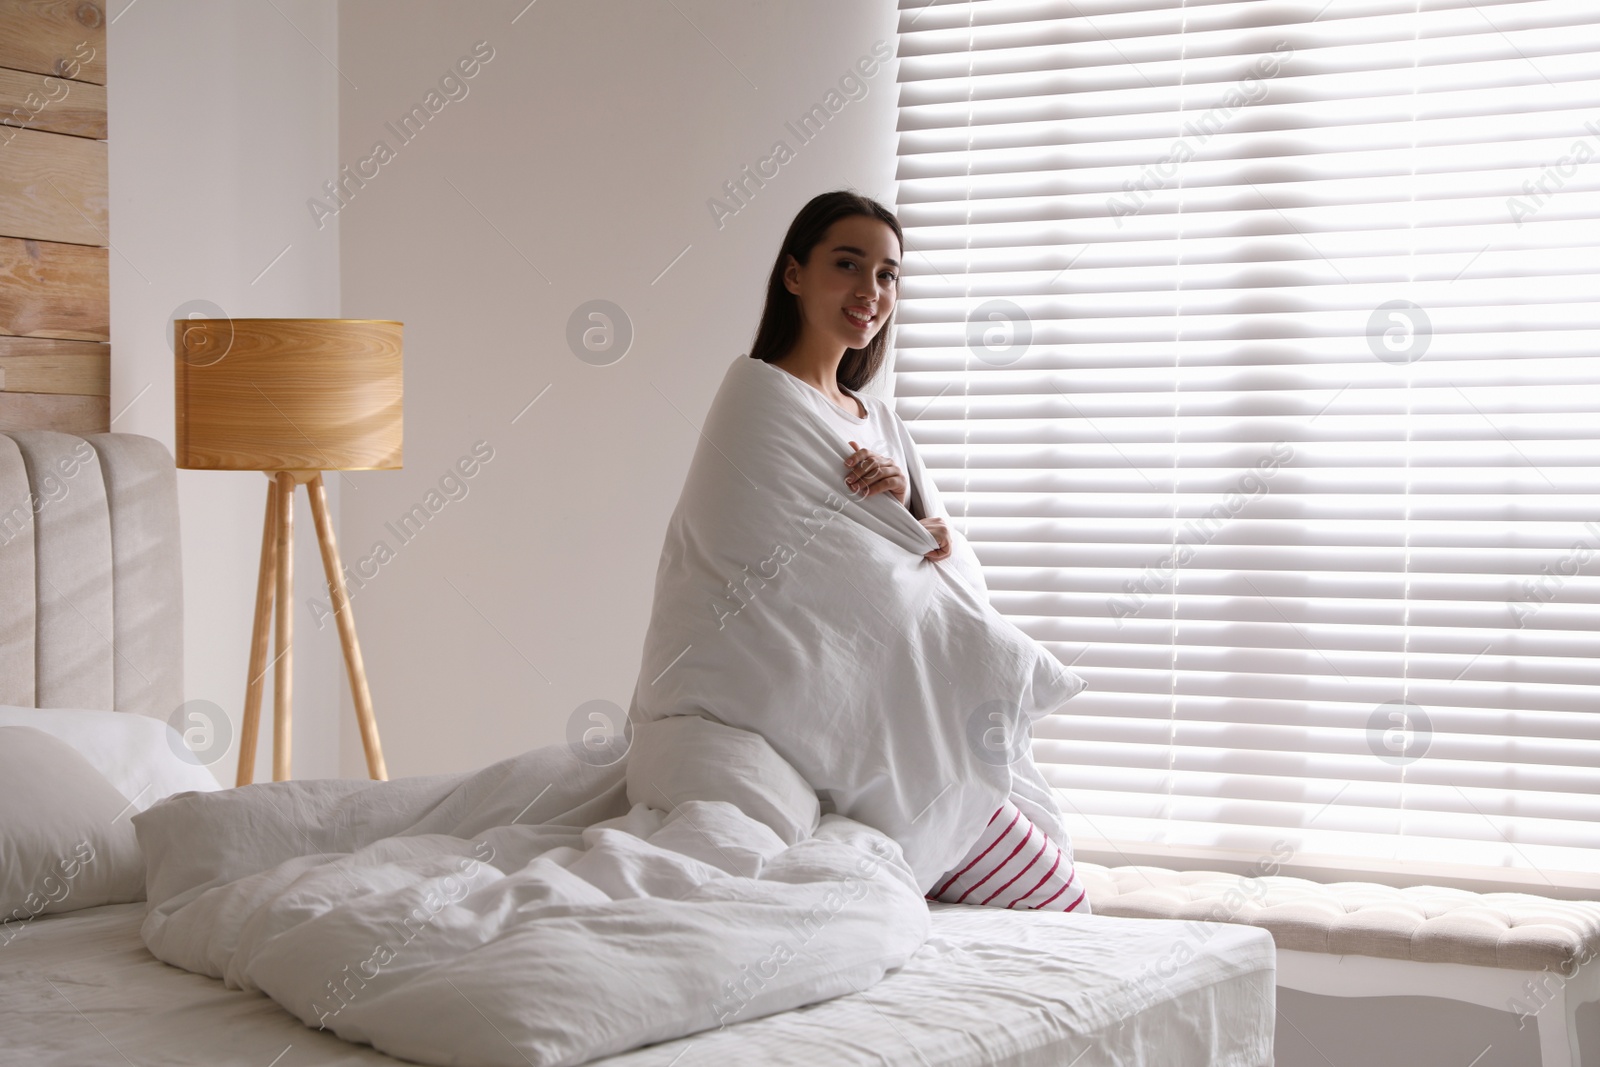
[0,0,108,433]
[0,390,106,430]
[0,125,107,245]
[0,336,108,394]
[0,236,108,340]
[0,1,106,84]
[0,65,107,139]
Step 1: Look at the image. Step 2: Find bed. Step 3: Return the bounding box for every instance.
[0,428,1277,1067]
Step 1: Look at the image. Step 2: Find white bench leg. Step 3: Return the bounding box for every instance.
[1532,958,1600,1067]
[1533,985,1574,1067]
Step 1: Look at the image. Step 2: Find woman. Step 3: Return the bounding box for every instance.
[746,191,1087,914]
[748,193,952,564]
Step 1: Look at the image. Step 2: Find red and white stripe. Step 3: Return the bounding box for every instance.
[925,798,1087,913]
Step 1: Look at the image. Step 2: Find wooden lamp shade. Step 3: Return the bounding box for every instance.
[173,317,403,788]
[175,318,402,472]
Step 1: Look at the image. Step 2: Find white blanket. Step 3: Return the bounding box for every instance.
[135,714,931,1066]
[134,352,1088,1066]
[628,353,1086,891]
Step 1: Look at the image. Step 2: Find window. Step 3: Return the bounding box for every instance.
[891,0,1600,889]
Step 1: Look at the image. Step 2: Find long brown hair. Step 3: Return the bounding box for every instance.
[747,190,903,392]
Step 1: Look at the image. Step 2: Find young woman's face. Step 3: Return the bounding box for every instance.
[784,215,901,350]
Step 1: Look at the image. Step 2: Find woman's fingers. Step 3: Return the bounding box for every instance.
[849,467,907,500]
[919,518,952,560]
[845,446,905,500]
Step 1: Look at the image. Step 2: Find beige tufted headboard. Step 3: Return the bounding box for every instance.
[0,430,183,718]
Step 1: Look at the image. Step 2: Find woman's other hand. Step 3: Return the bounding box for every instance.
[844,440,909,506]
[919,517,952,562]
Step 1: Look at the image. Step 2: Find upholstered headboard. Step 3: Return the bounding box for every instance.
[0,430,183,718]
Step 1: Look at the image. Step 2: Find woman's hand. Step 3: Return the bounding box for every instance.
[844,440,909,506]
[919,517,952,562]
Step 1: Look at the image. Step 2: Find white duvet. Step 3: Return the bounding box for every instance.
[134,352,1088,1066]
[137,715,930,1066]
[628,353,1086,890]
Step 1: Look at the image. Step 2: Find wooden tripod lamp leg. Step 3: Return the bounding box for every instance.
[308,474,388,780]
[237,480,279,788]
[272,472,295,782]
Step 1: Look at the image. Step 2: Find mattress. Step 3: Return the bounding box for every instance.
[0,900,1275,1066]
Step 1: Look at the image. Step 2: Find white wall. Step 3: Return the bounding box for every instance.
[335,0,903,777]
[108,0,344,783]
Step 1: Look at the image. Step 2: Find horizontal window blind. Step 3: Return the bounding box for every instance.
[891,0,1600,882]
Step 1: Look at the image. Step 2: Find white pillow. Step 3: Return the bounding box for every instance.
[0,726,146,923]
[0,706,223,813]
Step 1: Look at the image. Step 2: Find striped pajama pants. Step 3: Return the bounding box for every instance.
[925,798,1089,913]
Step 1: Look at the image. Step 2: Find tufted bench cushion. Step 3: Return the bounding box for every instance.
[1076,862,1600,974]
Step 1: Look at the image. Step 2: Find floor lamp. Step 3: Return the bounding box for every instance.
[175,317,403,786]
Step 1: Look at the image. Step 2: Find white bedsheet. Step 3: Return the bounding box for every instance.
[0,900,1276,1066]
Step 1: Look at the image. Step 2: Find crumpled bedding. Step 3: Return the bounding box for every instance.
[133,352,1088,1067]
[135,714,932,1067]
